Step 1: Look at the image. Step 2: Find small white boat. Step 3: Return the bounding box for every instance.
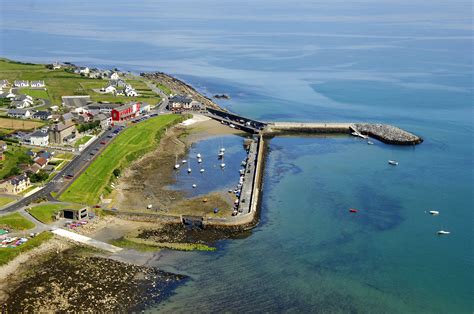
[200,168,205,173]
[147,204,153,209]
[220,163,226,168]
[174,164,180,169]
[197,153,201,158]
[367,141,374,145]
[437,230,450,235]
[192,184,197,188]
[182,160,187,164]
[187,168,192,173]
[388,160,399,166]
[198,158,203,163]
[174,155,180,169]
[220,148,226,152]
[429,210,439,215]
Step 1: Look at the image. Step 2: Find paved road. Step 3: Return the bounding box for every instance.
[0,125,122,213]
[144,80,169,113]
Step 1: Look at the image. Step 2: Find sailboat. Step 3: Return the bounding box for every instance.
[220,155,226,168]
[174,155,180,169]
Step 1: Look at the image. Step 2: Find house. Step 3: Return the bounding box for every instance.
[11,100,31,109]
[26,150,36,158]
[52,62,62,70]
[62,96,91,113]
[190,100,203,111]
[49,122,76,144]
[86,103,120,113]
[50,105,59,112]
[29,130,49,146]
[103,85,116,94]
[125,87,138,97]
[140,103,151,114]
[13,80,29,88]
[7,109,32,119]
[75,112,92,123]
[0,174,31,194]
[0,91,16,99]
[109,79,127,88]
[30,80,45,88]
[0,141,7,151]
[37,151,53,160]
[79,67,90,75]
[168,95,192,111]
[32,111,53,121]
[27,164,42,174]
[13,94,33,105]
[0,80,9,88]
[111,103,140,122]
[61,112,75,123]
[93,113,112,129]
[110,72,120,80]
[34,156,48,168]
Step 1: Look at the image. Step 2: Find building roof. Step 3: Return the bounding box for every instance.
[50,122,75,132]
[93,113,110,121]
[30,130,49,138]
[62,112,74,121]
[8,109,30,115]
[87,103,120,110]
[31,80,45,85]
[170,95,192,104]
[62,95,91,108]
[14,94,32,101]
[33,111,52,118]
[7,174,29,185]
[11,100,29,107]
[35,157,48,167]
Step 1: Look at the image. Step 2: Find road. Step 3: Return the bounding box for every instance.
[143,80,169,113]
[0,125,122,214]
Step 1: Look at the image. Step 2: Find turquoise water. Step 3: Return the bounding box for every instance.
[1,0,472,312]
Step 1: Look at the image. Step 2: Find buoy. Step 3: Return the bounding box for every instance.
[349,208,358,213]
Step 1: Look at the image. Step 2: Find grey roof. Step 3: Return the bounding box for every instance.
[170,95,192,104]
[30,130,49,138]
[87,103,120,110]
[33,111,52,118]
[14,94,31,101]
[11,100,29,107]
[50,122,75,132]
[31,80,45,85]
[8,109,29,115]
[62,112,74,120]
[62,95,91,108]
[9,174,28,185]
[93,113,110,121]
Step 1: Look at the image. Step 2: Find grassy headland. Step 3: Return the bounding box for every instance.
[59,114,184,205]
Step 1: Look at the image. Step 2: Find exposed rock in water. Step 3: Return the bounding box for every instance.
[2,252,187,312]
[213,94,230,99]
[353,123,423,145]
[142,72,225,111]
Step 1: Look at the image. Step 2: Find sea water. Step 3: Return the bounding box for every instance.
[1,0,472,312]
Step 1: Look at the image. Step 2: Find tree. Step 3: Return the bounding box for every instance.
[113,168,121,177]
[29,170,49,183]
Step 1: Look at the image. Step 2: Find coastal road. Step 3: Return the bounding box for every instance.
[144,80,169,113]
[0,126,122,214]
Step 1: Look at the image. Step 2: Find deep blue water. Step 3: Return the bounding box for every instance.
[1,1,472,312]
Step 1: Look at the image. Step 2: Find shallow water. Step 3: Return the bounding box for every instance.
[1,0,472,312]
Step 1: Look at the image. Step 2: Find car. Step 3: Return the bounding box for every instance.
[89,152,95,156]
[100,141,106,145]
[65,174,74,179]
[107,134,113,138]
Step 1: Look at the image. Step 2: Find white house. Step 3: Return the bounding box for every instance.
[11,100,31,109]
[30,80,45,88]
[140,103,151,113]
[29,130,49,146]
[125,87,138,97]
[0,80,9,88]
[110,72,120,80]
[14,94,33,105]
[14,80,29,87]
[79,67,90,75]
[0,91,16,99]
[53,62,62,70]
[104,85,116,94]
[7,109,32,119]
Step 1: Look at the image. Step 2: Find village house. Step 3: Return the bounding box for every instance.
[34,156,48,168]
[93,113,112,129]
[102,85,116,94]
[29,129,49,146]
[37,150,53,160]
[61,112,75,124]
[62,95,91,113]
[52,62,62,70]
[79,67,90,75]
[0,80,9,89]
[111,102,140,122]
[13,80,29,88]
[168,95,192,111]
[13,94,33,105]
[30,80,45,88]
[0,174,31,194]
[125,87,138,97]
[49,122,76,144]
[110,72,120,80]
[0,91,16,100]
[11,100,31,109]
[32,111,53,121]
[140,103,151,114]
[7,108,32,119]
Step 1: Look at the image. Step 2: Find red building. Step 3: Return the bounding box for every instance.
[111,103,140,122]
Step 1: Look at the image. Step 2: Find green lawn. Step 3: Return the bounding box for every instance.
[0,212,35,230]
[0,231,53,266]
[59,114,183,205]
[19,88,49,99]
[27,203,83,224]
[0,146,30,180]
[74,135,92,147]
[0,196,15,207]
[156,83,173,96]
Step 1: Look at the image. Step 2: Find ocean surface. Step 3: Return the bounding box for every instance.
[1,1,472,312]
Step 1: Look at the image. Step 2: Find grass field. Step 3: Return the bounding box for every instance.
[0,231,52,266]
[0,58,162,106]
[156,83,173,96]
[27,203,83,224]
[0,212,35,230]
[0,196,15,207]
[0,117,44,130]
[59,114,183,205]
[74,135,92,147]
[0,146,30,180]
[19,88,49,99]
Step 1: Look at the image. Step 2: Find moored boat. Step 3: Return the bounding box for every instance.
[388,160,399,166]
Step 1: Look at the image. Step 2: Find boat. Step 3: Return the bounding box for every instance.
[197,153,201,158]
[192,184,197,188]
[349,208,358,213]
[437,230,450,235]
[367,141,374,145]
[429,210,439,215]
[200,168,205,173]
[174,155,180,169]
[220,162,226,168]
[187,168,192,173]
[218,152,224,159]
[198,158,203,163]
[220,148,225,152]
[182,160,187,164]
[388,160,399,166]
